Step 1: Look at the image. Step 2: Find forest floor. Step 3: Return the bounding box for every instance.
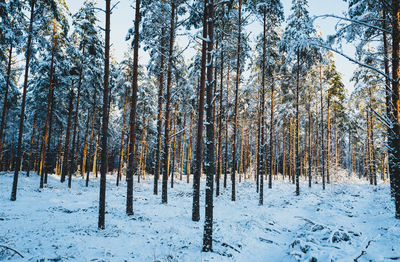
[0,171,399,261]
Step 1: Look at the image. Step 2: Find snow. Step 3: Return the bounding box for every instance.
[0,171,399,261]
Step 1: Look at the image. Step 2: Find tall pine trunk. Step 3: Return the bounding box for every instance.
[232,0,242,202]
[295,49,300,196]
[98,0,111,229]
[259,7,266,205]
[126,0,141,216]
[192,0,207,221]
[86,104,96,187]
[117,87,128,186]
[65,89,74,188]
[202,0,215,251]
[162,1,176,204]
[154,26,166,195]
[187,112,194,183]
[40,20,56,188]
[26,114,37,177]
[308,90,312,187]
[0,43,13,161]
[216,12,225,196]
[224,62,230,189]
[11,0,35,201]
[180,115,186,181]
[320,65,325,190]
[269,75,274,189]
[81,111,90,180]
[382,2,394,195]
[170,104,177,188]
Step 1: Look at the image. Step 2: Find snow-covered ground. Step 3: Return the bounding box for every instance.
[0,171,399,261]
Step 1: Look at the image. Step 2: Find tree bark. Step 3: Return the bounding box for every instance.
[180,115,186,181]
[117,87,128,186]
[320,65,325,190]
[216,11,225,196]
[98,0,111,229]
[154,26,166,195]
[126,0,141,216]
[232,0,242,202]
[203,0,215,251]
[162,1,176,204]
[81,111,90,181]
[0,43,13,161]
[170,104,178,188]
[224,61,230,189]
[295,49,300,196]
[40,20,56,188]
[86,104,96,187]
[259,7,266,204]
[26,114,37,177]
[65,89,74,188]
[192,0,207,221]
[308,90,312,187]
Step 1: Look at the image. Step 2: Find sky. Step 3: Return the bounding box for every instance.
[66,0,357,92]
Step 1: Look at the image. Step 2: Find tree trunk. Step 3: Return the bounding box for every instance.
[0,43,13,161]
[170,104,178,188]
[216,17,224,196]
[269,73,274,189]
[86,105,96,187]
[382,1,394,195]
[187,112,193,183]
[320,65,325,190]
[154,26,166,196]
[180,115,186,181]
[69,47,84,183]
[39,20,56,188]
[138,114,146,183]
[282,126,286,180]
[98,0,111,229]
[117,87,128,186]
[224,61,230,189]
[203,0,215,251]
[308,90,312,187]
[259,7,267,204]
[26,114,37,177]
[162,1,176,203]
[334,109,338,179]
[64,89,74,188]
[295,49,301,196]
[327,100,331,185]
[192,0,207,221]
[232,0,242,202]
[81,111,90,180]
[126,0,141,216]
[239,117,245,182]
[368,88,377,185]
[256,102,260,191]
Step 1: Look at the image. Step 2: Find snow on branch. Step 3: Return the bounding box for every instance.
[312,42,391,81]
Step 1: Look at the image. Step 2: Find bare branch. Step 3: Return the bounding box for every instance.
[313,42,391,80]
[313,14,391,34]
[0,245,24,258]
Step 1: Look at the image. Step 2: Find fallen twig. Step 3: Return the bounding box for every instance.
[221,242,241,253]
[0,244,24,258]
[354,240,373,261]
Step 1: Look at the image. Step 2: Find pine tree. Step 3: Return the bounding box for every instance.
[280,0,320,196]
[11,0,35,201]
